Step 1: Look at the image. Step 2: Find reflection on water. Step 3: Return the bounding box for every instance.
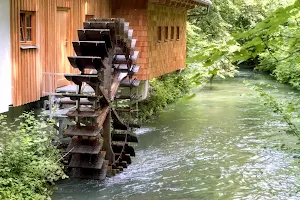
[53,69,300,200]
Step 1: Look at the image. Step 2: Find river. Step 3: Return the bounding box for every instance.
[52,68,300,200]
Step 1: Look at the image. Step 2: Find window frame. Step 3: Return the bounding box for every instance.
[20,11,36,46]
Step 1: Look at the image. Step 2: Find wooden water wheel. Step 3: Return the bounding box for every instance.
[61,18,140,180]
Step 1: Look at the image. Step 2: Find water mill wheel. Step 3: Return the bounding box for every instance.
[59,18,140,180]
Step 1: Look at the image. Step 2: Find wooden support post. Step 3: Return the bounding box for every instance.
[58,119,64,138]
[102,49,115,164]
[103,112,114,163]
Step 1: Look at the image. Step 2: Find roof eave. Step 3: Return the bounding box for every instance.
[193,0,212,8]
[148,0,212,10]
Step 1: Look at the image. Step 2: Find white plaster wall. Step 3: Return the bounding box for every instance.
[0,0,12,113]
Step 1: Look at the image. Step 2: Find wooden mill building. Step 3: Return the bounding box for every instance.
[0,0,211,113]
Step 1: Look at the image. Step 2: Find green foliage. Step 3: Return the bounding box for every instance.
[139,71,191,121]
[186,23,239,84]
[235,1,300,89]
[235,2,300,56]
[0,113,67,199]
[188,0,292,40]
[186,0,296,86]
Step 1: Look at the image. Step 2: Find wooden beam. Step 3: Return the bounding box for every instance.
[149,0,207,9]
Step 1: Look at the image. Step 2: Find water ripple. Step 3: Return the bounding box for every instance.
[53,70,300,200]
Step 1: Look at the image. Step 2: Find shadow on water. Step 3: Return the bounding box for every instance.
[52,69,300,200]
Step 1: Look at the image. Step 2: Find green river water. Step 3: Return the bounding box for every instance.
[52,69,300,200]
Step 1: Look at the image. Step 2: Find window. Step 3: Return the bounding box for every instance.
[164,26,168,41]
[157,26,162,42]
[171,26,175,40]
[20,12,35,45]
[85,15,94,22]
[176,26,180,40]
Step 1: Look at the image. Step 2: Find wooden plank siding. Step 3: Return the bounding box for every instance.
[11,0,190,106]
[112,0,149,80]
[96,0,112,17]
[147,3,187,79]
[56,0,71,8]
[85,0,95,15]
[11,0,21,105]
[20,0,37,11]
[112,0,187,80]
[10,0,111,106]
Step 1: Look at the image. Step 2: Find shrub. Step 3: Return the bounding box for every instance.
[0,112,67,199]
[139,71,191,121]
